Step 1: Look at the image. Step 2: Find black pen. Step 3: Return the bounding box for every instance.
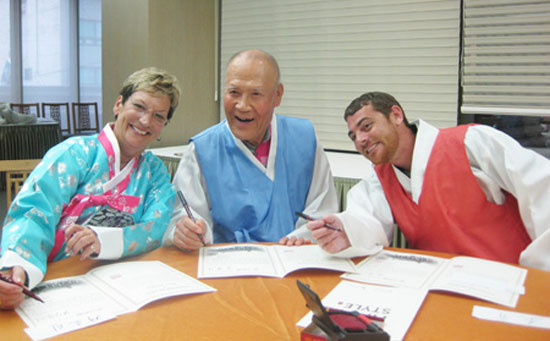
[0,273,44,303]
[177,190,206,246]
[295,211,341,232]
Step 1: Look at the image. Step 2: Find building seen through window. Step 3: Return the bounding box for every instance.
[0,0,102,130]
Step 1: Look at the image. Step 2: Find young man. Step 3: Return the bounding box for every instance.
[309,91,550,270]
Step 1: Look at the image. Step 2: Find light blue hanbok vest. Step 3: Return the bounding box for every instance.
[192,115,316,243]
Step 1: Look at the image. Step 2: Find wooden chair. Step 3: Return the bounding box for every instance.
[0,159,42,210]
[10,103,40,117]
[42,102,72,136]
[72,102,100,135]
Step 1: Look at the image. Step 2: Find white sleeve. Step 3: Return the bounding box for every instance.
[162,143,214,245]
[286,141,338,240]
[0,251,43,289]
[88,226,123,260]
[332,172,394,258]
[465,125,550,270]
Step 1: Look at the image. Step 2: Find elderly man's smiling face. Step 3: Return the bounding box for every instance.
[223,52,283,146]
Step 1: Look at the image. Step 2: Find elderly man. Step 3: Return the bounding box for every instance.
[164,49,337,250]
[309,91,550,271]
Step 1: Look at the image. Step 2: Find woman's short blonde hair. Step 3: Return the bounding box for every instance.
[119,67,181,120]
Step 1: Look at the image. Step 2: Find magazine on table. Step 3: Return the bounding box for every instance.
[296,280,428,341]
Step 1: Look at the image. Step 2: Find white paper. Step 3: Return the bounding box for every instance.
[273,245,358,275]
[198,244,280,278]
[198,244,357,278]
[472,306,550,329]
[25,313,116,340]
[429,256,526,308]
[16,276,127,328]
[341,250,527,308]
[16,261,216,339]
[85,261,215,312]
[296,280,428,341]
[342,250,446,289]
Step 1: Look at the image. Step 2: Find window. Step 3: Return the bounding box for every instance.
[0,0,102,127]
[460,0,550,156]
[78,0,102,106]
[21,0,77,103]
[0,0,16,99]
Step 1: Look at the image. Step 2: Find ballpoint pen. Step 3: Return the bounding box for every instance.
[177,190,206,246]
[0,273,44,303]
[295,211,342,232]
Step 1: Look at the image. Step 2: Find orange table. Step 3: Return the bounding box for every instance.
[1,246,549,340]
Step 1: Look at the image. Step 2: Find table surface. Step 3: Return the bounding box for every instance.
[1,246,549,340]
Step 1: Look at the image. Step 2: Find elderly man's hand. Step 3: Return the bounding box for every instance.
[65,224,100,261]
[0,266,27,310]
[174,216,207,251]
[278,236,312,246]
[307,215,350,253]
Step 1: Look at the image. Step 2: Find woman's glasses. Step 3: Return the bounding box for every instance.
[131,101,168,126]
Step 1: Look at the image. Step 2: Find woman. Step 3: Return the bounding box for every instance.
[0,67,180,310]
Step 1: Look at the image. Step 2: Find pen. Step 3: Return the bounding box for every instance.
[295,211,341,232]
[0,273,44,303]
[177,190,206,246]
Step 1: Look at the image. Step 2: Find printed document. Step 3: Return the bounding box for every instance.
[16,261,216,340]
[198,244,357,278]
[297,280,428,341]
[341,250,527,307]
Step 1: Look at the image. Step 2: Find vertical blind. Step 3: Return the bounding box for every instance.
[461,0,550,117]
[220,0,461,151]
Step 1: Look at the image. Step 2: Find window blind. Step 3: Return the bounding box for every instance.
[220,0,461,151]
[461,0,550,117]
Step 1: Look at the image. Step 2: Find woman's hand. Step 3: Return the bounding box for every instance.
[0,267,27,310]
[65,224,101,261]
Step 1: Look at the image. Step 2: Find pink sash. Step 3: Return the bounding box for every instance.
[254,126,271,167]
[254,137,271,167]
[48,129,140,261]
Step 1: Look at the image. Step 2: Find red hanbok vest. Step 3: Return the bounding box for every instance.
[374,124,531,263]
